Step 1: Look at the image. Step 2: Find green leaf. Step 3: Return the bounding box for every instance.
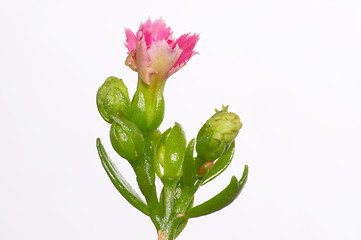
[183,139,196,187]
[96,138,150,216]
[184,165,248,218]
[201,141,235,185]
[159,188,164,216]
[174,218,188,239]
[175,197,193,238]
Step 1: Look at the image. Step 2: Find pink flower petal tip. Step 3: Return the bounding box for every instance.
[124,18,199,84]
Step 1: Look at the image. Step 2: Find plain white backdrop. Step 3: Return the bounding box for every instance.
[1,0,360,239]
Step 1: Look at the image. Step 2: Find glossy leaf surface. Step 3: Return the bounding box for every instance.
[201,141,235,185]
[175,197,193,238]
[185,165,248,218]
[183,138,196,187]
[96,138,150,216]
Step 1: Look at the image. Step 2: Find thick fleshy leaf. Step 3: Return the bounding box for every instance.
[201,141,235,185]
[175,197,194,238]
[157,123,187,179]
[183,138,196,187]
[184,165,248,218]
[96,138,150,216]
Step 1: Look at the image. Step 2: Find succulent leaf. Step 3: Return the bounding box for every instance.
[96,138,150,216]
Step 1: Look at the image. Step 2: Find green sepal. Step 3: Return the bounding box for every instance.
[96,138,150,216]
[184,165,248,218]
[183,138,196,187]
[131,80,165,130]
[201,141,235,185]
[214,105,229,115]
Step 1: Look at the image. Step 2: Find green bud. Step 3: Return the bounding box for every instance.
[153,123,187,179]
[110,116,145,163]
[130,78,165,130]
[97,76,131,123]
[196,107,242,161]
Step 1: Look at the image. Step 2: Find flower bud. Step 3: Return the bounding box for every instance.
[97,76,131,123]
[153,123,187,179]
[196,108,242,161]
[130,79,165,130]
[110,116,145,163]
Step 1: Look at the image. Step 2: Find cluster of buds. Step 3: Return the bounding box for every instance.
[96,18,248,240]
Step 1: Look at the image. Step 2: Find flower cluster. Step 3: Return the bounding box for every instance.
[96,18,248,240]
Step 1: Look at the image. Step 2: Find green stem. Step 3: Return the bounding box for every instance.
[133,156,162,229]
[164,216,182,240]
[161,179,177,224]
[159,178,179,239]
[158,179,202,239]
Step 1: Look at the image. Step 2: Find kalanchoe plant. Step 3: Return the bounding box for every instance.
[96,18,248,240]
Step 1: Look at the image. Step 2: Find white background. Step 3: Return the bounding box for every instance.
[1,0,360,239]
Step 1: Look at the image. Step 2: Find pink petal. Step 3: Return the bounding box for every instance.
[148,39,182,78]
[150,18,172,42]
[124,18,199,83]
[136,31,157,84]
[138,18,173,48]
[124,28,137,53]
[170,33,200,73]
[136,31,151,69]
[139,18,154,47]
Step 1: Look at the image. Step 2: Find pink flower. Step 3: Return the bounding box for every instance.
[125,18,199,85]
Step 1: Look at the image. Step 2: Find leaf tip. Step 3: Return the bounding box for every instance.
[239,165,248,186]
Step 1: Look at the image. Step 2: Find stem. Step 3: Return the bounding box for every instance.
[158,230,167,240]
[158,216,182,240]
[161,179,177,225]
[159,179,179,240]
[157,176,203,239]
[133,156,162,229]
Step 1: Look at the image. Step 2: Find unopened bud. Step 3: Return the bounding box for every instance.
[153,123,187,179]
[196,107,242,161]
[110,116,145,163]
[97,76,131,123]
